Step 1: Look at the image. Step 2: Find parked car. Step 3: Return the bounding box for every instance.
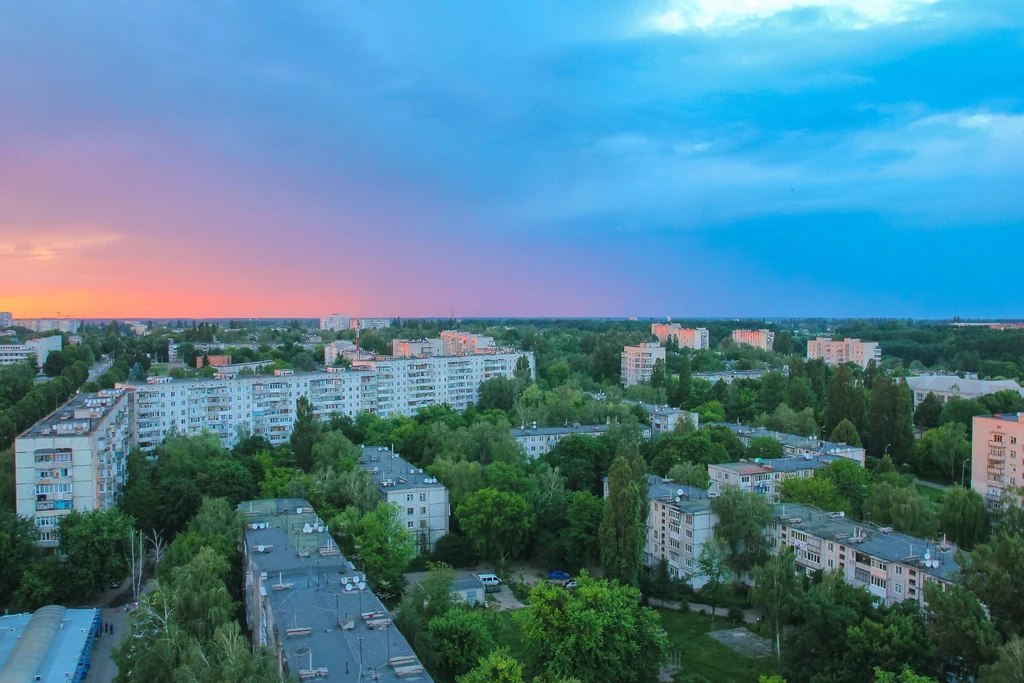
[547,570,570,581]
[476,573,502,587]
[562,580,578,589]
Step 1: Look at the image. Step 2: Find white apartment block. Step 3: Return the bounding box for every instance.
[650,407,699,435]
[770,503,957,606]
[971,413,1024,509]
[708,455,845,502]
[717,423,866,466]
[319,313,351,331]
[609,475,717,587]
[12,318,81,333]
[356,318,392,330]
[324,339,357,365]
[807,337,881,368]
[119,351,534,450]
[0,336,62,368]
[361,445,449,551]
[731,329,775,351]
[621,342,666,387]
[392,338,445,358]
[511,423,609,458]
[15,390,131,546]
[908,376,1024,410]
[440,330,496,356]
[0,312,12,327]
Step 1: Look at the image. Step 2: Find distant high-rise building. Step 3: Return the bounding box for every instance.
[650,323,710,350]
[0,312,12,327]
[319,313,350,331]
[651,322,679,343]
[11,318,81,333]
[621,342,665,387]
[731,329,775,351]
[355,317,392,330]
[0,336,62,368]
[807,337,880,368]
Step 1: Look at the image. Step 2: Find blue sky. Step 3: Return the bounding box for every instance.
[1,0,1022,318]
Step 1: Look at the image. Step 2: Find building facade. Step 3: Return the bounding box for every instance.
[239,498,432,682]
[769,503,957,606]
[715,423,866,466]
[651,323,679,343]
[356,318,392,330]
[970,414,1024,508]
[511,423,609,457]
[0,312,11,327]
[319,313,351,331]
[672,327,710,350]
[907,376,1024,409]
[731,329,775,351]
[360,446,449,551]
[392,338,445,358]
[15,390,131,546]
[649,407,699,435]
[621,342,666,387]
[11,318,81,333]
[806,337,881,368]
[439,331,496,356]
[708,455,844,501]
[0,336,63,367]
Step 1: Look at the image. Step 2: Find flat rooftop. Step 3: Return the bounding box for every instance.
[18,390,125,439]
[712,454,844,475]
[359,446,445,493]
[774,503,959,582]
[239,499,432,682]
[646,474,713,514]
[713,423,863,456]
[0,606,100,683]
[510,424,608,438]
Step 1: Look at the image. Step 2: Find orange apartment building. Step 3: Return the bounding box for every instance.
[732,328,775,351]
[971,414,1024,508]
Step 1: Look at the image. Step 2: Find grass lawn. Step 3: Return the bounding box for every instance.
[916,483,945,505]
[658,608,779,683]
[481,609,527,663]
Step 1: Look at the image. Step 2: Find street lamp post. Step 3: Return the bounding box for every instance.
[961,457,972,488]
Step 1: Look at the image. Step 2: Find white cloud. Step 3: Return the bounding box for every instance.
[649,0,938,32]
[0,230,121,261]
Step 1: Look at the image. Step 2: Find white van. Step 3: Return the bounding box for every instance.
[476,573,502,587]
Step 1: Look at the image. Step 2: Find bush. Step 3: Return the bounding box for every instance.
[507,581,531,604]
[429,533,480,568]
[727,605,744,623]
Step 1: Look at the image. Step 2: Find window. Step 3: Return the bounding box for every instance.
[894,583,903,594]
[406,494,414,502]
[419,519,427,528]
[407,507,414,515]
[895,566,903,575]
[871,576,887,589]
[419,493,427,502]
[420,507,427,514]
[406,521,414,529]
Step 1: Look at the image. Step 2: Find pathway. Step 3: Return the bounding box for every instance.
[917,479,949,491]
[647,597,763,624]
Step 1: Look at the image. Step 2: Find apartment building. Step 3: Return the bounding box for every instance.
[195,354,231,368]
[693,369,777,384]
[392,338,445,358]
[651,323,679,343]
[440,330,496,356]
[356,318,392,330]
[610,475,717,587]
[770,503,958,606]
[650,406,699,435]
[907,375,1024,409]
[15,390,131,546]
[715,423,866,466]
[673,327,710,350]
[970,413,1024,508]
[0,312,12,327]
[319,313,351,331]
[511,423,608,457]
[806,337,881,369]
[0,335,63,367]
[11,318,81,333]
[731,329,775,351]
[119,351,534,450]
[239,499,432,682]
[621,342,666,387]
[708,455,845,501]
[360,446,449,551]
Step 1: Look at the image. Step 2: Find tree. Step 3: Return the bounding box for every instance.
[979,636,1024,683]
[914,393,943,430]
[939,485,989,549]
[563,490,604,568]
[667,461,710,490]
[747,436,784,461]
[830,418,862,447]
[458,648,525,683]
[867,376,914,463]
[925,583,1001,681]
[993,486,1024,537]
[477,376,519,412]
[819,458,872,518]
[650,358,667,389]
[59,508,133,597]
[758,372,788,415]
[694,539,728,628]
[515,355,533,383]
[778,476,850,513]
[358,502,416,594]
[867,482,936,538]
[516,571,667,683]
[429,608,495,680]
[290,395,317,471]
[825,365,865,435]
[843,603,938,682]
[752,546,801,664]
[959,533,1024,639]
[42,349,67,377]
[0,511,39,605]
[599,445,648,587]
[456,488,533,569]
[710,485,773,574]
[874,667,939,683]
[941,397,988,437]
[917,422,970,483]
[166,547,236,642]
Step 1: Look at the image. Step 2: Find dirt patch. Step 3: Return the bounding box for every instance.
[706,627,773,658]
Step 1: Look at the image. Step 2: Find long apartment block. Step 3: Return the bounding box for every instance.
[118,349,533,451]
[806,337,881,368]
[15,390,132,545]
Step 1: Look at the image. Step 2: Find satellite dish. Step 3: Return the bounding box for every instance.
[924,551,931,560]
[317,526,324,533]
[676,488,684,496]
[257,545,265,553]
[303,523,313,534]
[357,581,366,590]
[675,496,681,503]
[345,583,353,592]
[296,507,304,514]
[251,523,258,530]
[839,511,845,517]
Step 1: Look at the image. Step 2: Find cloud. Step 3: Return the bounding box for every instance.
[0,230,121,261]
[648,0,939,32]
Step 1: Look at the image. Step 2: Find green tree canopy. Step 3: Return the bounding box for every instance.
[710,485,773,574]
[456,487,533,568]
[358,502,416,595]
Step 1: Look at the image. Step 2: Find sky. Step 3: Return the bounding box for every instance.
[1,0,1022,319]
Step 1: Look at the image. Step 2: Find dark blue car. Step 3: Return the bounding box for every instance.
[547,570,570,580]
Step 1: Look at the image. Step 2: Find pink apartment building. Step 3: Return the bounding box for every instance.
[971,414,1024,508]
[732,329,775,351]
[806,337,881,369]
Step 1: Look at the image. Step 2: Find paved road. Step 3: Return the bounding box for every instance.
[88,360,113,381]
[84,580,154,683]
[918,479,949,491]
[648,597,763,624]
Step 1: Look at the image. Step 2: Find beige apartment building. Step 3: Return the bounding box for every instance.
[708,455,846,502]
[621,342,666,387]
[770,503,957,606]
[731,329,775,351]
[15,390,132,546]
[439,330,496,355]
[392,338,445,358]
[806,337,881,368]
[971,414,1024,508]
